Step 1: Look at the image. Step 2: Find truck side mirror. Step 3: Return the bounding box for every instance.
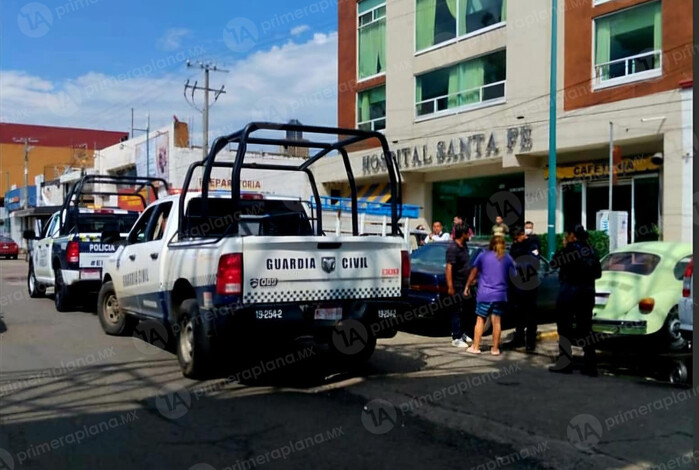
[23,230,36,240]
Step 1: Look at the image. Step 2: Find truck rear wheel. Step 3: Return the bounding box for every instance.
[98,281,135,336]
[176,299,215,379]
[54,269,73,312]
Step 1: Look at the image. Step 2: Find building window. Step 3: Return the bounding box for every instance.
[416,50,506,117]
[594,1,662,88]
[358,0,386,80]
[357,85,386,131]
[416,0,506,52]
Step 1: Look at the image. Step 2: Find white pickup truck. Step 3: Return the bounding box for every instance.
[26,175,166,312]
[97,123,410,379]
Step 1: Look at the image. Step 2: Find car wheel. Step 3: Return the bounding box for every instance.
[176,299,215,379]
[329,321,377,366]
[28,263,44,298]
[663,308,687,352]
[669,360,689,385]
[97,281,135,335]
[54,269,73,312]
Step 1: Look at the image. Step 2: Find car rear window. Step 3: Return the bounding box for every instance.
[72,214,139,233]
[601,252,661,275]
[184,197,313,238]
[0,237,14,243]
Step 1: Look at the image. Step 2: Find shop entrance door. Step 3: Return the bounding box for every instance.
[586,182,632,242]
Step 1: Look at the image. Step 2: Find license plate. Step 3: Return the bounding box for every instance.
[80,269,101,280]
[314,307,342,320]
[595,295,609,305]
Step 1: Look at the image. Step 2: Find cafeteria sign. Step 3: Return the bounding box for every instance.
[545,155,660,181]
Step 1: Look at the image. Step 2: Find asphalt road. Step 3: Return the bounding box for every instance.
[0,259,694,470]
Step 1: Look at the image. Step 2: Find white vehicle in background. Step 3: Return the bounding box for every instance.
[97,123,411,379]
[25,175,166,312]
[679,257,693,342]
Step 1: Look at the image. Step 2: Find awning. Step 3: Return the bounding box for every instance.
[11,206,62,218]
[342,182,391,203]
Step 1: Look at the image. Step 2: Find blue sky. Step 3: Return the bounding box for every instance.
[1,0,339,136]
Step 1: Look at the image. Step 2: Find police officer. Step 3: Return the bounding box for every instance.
[549,224,602,376]
[507,226,540,352]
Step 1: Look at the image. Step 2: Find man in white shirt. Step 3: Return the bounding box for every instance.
[426,221,450,243]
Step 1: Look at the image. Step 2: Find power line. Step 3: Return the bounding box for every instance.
[185,61,229,159]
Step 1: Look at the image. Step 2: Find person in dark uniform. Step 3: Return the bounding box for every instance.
[445,224,472,348]
[549,224,602,376]
[507,226,541,352]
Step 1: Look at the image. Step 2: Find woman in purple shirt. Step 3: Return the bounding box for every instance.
[464,236,515,355]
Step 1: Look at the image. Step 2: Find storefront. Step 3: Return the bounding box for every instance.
[432,173,524,236]
[549,155,661,243]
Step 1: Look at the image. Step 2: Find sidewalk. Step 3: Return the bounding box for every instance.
[344,330,694,470]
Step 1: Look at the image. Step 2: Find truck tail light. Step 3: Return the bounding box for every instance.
[401,250,410,289]
[682,259,693,298]
[67,241,80,264]
[639,298,655,314]
[216,253,242,295]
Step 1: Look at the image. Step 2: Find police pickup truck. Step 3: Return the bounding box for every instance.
[26,175,167,312]
[97,123,410,379]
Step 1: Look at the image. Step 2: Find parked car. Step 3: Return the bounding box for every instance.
[592,242,692,351]
[0,236,19,259]
[679,257,693,341]
[405,242,559,335]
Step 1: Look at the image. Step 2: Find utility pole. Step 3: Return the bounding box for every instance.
[13,137,38,210]
[133,114,151,203]
[608,122,614,213]
[184,61,228,159]
[547,0,558,259]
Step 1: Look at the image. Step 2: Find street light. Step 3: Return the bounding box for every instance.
[547,0,558,259]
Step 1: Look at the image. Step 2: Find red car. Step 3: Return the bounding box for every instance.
[0,236,19,259]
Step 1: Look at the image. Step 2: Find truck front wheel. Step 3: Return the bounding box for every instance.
[176,299,215,379]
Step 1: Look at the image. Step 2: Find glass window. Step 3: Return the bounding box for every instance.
[151,202,173,241]
[674,256,692,281]
[358,0,386,79]
[357,85,386,131]
[594,1,662,84]
[416,0,506,52]
[601,251,661,275]
[416,50,506,117]
[128,206,156,245]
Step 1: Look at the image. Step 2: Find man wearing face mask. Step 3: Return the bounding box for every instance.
[524,221,540,256]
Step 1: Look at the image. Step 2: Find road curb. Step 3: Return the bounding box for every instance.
[537,330,559,341]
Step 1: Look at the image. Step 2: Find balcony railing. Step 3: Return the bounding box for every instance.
[416,80,506,117]
[357,116,386,132]
[594,50,662,86]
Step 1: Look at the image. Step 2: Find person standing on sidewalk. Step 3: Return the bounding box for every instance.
[445,224,472,348]
[549,225,602,376]
[507,226,541,352]
[464,236,515,356]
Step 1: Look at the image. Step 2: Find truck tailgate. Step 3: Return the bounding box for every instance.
[241,236,403,304]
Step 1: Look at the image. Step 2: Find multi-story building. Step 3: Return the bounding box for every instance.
[314,0,693,243]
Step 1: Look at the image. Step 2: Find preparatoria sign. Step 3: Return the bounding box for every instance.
[361,125,533,176]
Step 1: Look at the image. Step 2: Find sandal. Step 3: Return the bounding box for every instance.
[491,349,501,356]
[466,347,481,354]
